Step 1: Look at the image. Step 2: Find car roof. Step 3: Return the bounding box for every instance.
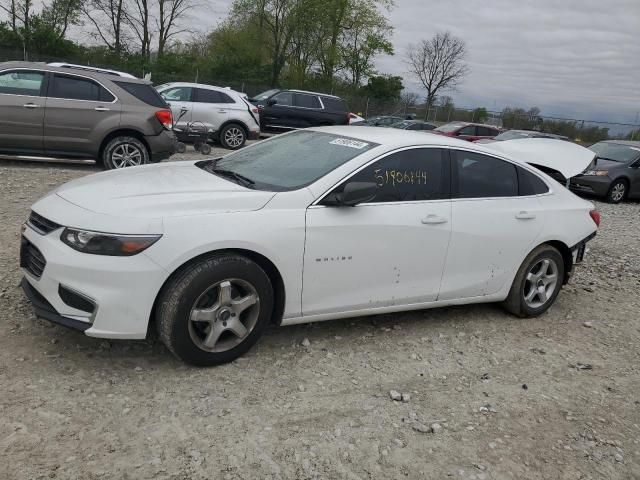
[158,82,243,97]
[598,140,640,147]
[287,89,340,99]
[0,61,148,84]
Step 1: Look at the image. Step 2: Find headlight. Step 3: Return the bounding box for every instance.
[583,170,609,176]
[60,228,161,256]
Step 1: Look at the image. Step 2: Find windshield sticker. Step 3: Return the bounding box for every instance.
[330,138,369,149]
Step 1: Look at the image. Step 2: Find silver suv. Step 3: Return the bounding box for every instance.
[0,61,177,169]
[156,82,260,150]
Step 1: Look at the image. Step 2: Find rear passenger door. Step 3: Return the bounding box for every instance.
[191,88,238,133]
[0,69,46,152]
[439,150,547,300]
[260,91,295,130]
[43,73,121,156]
[292,93,322,128]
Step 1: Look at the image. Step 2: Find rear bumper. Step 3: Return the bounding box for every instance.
[569,176,611,197]
[146,129,177,162]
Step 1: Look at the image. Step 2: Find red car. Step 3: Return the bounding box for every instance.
[433,122,502,142]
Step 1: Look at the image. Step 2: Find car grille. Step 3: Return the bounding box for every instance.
[28,211,61,235]
[20,237,47,278]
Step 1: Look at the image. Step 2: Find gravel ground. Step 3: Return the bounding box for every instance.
[1,153,639,480]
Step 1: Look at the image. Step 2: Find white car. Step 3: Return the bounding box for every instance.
[20,128,599,366]
[155,82,260,149]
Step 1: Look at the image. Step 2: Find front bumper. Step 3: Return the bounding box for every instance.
[569,175,611,197]
[146,129,177,162]
[20,225,168,339]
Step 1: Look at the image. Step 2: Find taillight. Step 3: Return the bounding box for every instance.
[589,209,600,227]
[155,110,173,129]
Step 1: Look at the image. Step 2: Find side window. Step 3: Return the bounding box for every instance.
[218,91,235,103]
[160,86,192,102]
[50,74,106,101]
[343,148,449,203]
[407,123,421,130]
[0,70,45,96]
[452,150,518,198]
[477,126,495,136]
[272,91,293,106]
[194,88,220,103]
[295,93,321,109]
[518,167,549,195]
[458,125,475,136]
[322,97,348,112]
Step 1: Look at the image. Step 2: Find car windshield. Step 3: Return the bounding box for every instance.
[495,131,533,140]
[435,123,465,133]
[589,142,639,163]
[253,89,280,101]
[197,131,379,191]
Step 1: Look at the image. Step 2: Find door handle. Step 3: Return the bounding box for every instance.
[218,109,227,113]
[515,211,536,220]
[421,214,448,225]
[23,103,40,109]
[94,106,110,112]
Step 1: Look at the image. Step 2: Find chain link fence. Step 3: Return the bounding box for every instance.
[2,47,638,143]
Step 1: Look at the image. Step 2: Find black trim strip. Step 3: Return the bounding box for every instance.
[570,232,596,251]
[21,278,91,332]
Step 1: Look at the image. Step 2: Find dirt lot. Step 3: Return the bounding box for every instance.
[1,152,639,480]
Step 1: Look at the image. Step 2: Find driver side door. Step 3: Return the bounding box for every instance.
[302,147,452,317]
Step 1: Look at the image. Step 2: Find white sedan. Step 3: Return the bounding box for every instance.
[20,127,599,366]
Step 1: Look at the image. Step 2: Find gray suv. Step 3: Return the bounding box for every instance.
[0,61,176,169]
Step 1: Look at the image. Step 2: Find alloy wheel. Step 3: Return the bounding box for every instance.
[611,183,626,202]
[111,143,143,168]
[522,258,559,309]
[188,279,260,353]
[224,127,245,148]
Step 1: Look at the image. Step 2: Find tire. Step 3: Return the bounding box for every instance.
[102,136,149,170]
[156,254,274,366]
[502,245,565,318]
[200,143,212,155]
[606,179,627,204]
[176,142,187,154]
[219,123,247,150]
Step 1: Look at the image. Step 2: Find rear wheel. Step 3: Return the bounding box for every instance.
[606,179,627,203]
[220,124,246,150]
[102,136,149,170]
[502,245,565,318]
[156,254,273,366]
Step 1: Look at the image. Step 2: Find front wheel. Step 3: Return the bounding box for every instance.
[219,124,246,150]
[156,254,274,366]
[102,136,149,170]
[502,245,565,318]
[606,179,627,204]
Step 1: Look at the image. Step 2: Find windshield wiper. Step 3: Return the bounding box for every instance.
[210,168,256,189]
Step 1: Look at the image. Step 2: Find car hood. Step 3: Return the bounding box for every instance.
[55,161,276,218]
[484,138,595,178]
[591,158,624,170]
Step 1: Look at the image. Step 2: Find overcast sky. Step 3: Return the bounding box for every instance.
[197,0,640,127]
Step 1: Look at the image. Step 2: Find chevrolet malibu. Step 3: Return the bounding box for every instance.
[21,128,599,366]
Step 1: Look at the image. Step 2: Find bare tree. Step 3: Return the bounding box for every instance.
[41,0,84,39]
[156,0,194,57]
[127,0,152,58]
[82,0,128,54]
[406,31,468,112]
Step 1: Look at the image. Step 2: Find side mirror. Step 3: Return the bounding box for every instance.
[267,98,277,106]
[324,182,378,207]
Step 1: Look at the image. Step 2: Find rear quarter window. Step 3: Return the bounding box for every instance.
[322,97,349,112]
[115,81,168,108]
[518,167,550,195]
